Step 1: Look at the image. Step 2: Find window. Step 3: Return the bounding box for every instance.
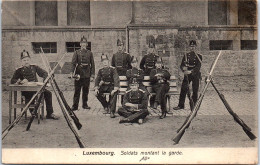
[238,0,256,25]
[241,40,257,50]
[66,42,91,52]
[32,42,57,54]
[67,1,91,26]
[35,1,58,26]
[208,0,228,25]
[209,40,233,50]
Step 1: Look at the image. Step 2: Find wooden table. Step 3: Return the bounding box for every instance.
[8,84,45,124]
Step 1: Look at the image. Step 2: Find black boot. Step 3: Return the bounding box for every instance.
[160,112,166,119]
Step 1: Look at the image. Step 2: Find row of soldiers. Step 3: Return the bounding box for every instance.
[10,36,202,125]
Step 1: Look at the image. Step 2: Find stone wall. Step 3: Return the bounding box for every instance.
[2,27,257,92]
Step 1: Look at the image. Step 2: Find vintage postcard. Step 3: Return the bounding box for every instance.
[1,0,258,164]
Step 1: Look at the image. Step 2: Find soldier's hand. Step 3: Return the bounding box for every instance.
[125,103,135,107]
[184,70,192,75]
[20,79,29,84]
[111,89,117,96]
[69,72,73,79]
[94,89,99,96]
[90,76,94,82]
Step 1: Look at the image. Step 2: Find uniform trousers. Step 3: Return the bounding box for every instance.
[72,78,90,109]
[178,73,200,108]
[96,84,118,113]
[151,83,170,112]
[118,107,149,123]
[22,90,54,116]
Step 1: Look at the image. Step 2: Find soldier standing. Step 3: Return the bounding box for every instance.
[173,40,202,110]
[11,50,59,120]
[126,56,148,94]
[94,54,119,118]
[118,80,149,124]
[140,39,159,76]
[71,36,95,111]
[111,39,132,76]
[150,57,171,119]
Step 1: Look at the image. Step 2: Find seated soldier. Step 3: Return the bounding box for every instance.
[10,50,59,120]
[126,56,148,95]
[118,79,149,124]
[150,57,171,119]
[94,54,119,118]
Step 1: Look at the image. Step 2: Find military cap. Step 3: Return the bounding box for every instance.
[189,40,197,47]
[80,36,88,43]
[117,39,124,46]
[20,50,30,59]
[131,56,138,63]
[101,53,109,61]
[129,78,138,85]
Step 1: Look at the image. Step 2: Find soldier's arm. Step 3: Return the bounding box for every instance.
[94,70,102,90]
[139,55,146,70]
[126,69,131,80]
[122,92,130,109]
[71,51,78,73]
[138,92,148,109]
[180,55,185,72]
[191,54,202,75]
[90,52,95,77]
[111,54,115,67]
[35,65,48,81]
[10,69,23,84]
[113,69,120,90]
[164,70,171,80]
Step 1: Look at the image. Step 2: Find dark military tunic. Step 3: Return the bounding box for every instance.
[10,65,54,116]
[177,51,202,108]
[125,67,148,92]
[140,53,159,76]
[118,89,149,123]
[71,48,95,109]
[94,66,120,113]
[111,52,132,76]
[150,68,171,113]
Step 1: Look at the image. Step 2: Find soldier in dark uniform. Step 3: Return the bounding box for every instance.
[150,57,171,119]
[140,39,159,76]
[126,56,148,95]
[173,40,202,110]
[111,39,132,76]
[10,50,59,120]
[118,80,149,124]
[71,36,95,111]
[94,54,119,118]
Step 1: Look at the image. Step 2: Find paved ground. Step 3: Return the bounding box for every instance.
[2,89,258,148]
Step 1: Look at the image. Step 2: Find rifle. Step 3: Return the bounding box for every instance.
[210,80,256,140]
[26,92,44,131]
[2,53,66,140]
[40,47,82,130]
[172,51,222,144]
[39,50,86,147]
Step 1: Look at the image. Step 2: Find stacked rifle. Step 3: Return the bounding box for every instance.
[172,51,256,144]
[2,48,86,148]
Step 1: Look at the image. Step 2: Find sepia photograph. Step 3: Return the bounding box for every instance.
[1,0,258,164]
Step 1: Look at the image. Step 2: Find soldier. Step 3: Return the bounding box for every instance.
[126,56,148,94]
[10,50,59,120]
[94,54,119,118]
[111,39,132,76]
[173,40,202,110]
[150,57,171,119]
[118,80,149,124]
[140,39,159,76]
[71,36,95,111]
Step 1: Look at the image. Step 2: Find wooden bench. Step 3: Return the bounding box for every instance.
[118,76,179,110]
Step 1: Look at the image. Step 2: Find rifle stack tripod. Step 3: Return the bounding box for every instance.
[2,48,86,148]
[172,51,257,144]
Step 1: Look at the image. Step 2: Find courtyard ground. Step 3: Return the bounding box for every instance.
[2,90,258,148]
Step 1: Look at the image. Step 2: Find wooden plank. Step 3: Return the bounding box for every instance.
[119,81,128,86]
[144,76,150,80]
[119,76,127,81]
[142,82,151,86]
[169,82,177,87]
